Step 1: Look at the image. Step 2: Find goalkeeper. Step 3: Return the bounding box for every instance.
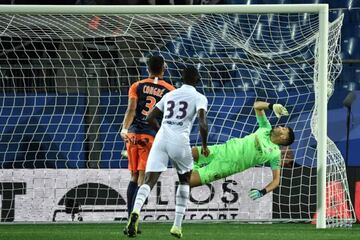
[189,101,295,200]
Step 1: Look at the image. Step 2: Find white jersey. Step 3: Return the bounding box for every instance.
[155,84,208,145]
[145,84,208,174]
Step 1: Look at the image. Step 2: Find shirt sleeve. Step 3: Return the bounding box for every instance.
[155,94,166,113]
[128,82,139,99]
[269,152,281,170]
[196,94,208,112]
[256,114,271,129]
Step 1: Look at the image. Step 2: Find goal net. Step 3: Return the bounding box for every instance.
[0,5,355,227]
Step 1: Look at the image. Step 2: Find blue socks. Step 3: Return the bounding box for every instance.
[127,181,138,217]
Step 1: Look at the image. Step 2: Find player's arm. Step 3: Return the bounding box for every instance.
[264,169,281,193]
[248,169,280,200]
[146,95,166,132]
[121,98,137,142]
[196,95,209,157]
[146,106,162,132]
[254,101,289,118]
[121,82,138,141]
[253,101,269,117]
[197,108,209,157]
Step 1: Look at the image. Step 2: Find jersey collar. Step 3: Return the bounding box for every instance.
[181,84,196,90]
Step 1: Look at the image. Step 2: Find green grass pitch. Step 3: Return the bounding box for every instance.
[0,223,359,240]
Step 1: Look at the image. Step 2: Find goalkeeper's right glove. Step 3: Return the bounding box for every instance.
[272,104,289,118]
[248,188,267,200]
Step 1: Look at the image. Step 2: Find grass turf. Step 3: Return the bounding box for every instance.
[0,223,359,240]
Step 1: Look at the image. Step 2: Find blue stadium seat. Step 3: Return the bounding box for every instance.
[340,36,350,59]
[328,0,349,9]
[352,24,360,39]
[349,37,359,59]
[342,0,360,10]
[354,68,360,85]
[161,40,194,59]
[181,39,196,57]
[351,0,360,8]
[209,79,221,88]
[349,9,360,24]
[340,0,360,9]
[329,9,349,23]
[340,36,359,60]
[340,65,354,85]
[329,9,338,21]
[343,9,351,24]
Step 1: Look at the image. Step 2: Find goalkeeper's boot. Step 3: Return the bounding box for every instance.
[126,211,140,238]
[170,226,183,238]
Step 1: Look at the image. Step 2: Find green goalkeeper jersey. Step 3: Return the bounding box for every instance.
[225,114,281,170]
[195,114,281,184]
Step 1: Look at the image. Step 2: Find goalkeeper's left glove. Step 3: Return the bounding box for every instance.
[270,103,289,118]
[248,188,267,200]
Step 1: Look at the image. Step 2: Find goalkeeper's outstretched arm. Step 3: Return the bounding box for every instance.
[249,169,280,200]
[253,101,270,117]
[265,169,281,193]
[254,101,289,118]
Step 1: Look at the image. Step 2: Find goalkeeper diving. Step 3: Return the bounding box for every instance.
[189,101,295,200]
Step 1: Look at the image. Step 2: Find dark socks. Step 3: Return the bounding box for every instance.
[127,181,138,218]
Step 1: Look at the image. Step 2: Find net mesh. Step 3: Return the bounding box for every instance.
[0,10,355,226]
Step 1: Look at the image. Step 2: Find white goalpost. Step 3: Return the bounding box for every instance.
[0,4,355,228]
[316,4,329,229]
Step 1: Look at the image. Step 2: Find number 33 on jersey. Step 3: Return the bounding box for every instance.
[156,84,208,143]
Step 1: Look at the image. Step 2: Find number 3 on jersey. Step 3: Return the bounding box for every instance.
[141,96,156,116]
[164,100,188,119]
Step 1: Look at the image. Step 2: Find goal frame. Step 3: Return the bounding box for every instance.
[0,3,329,229]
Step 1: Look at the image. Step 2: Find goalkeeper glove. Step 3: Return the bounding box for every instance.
[271,104,289,118]
[248,188,267,200]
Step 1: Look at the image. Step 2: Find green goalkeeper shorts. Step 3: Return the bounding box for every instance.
[195,145,237,185]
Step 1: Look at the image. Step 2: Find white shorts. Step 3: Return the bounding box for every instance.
[145,137,193,174]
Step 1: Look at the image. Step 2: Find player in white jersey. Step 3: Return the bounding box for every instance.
[125,66,209,238]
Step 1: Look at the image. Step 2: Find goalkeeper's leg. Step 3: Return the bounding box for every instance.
[189,170,202,187]
[190,145,223,187]
[190,153,237,187]
[191,146,214,169]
